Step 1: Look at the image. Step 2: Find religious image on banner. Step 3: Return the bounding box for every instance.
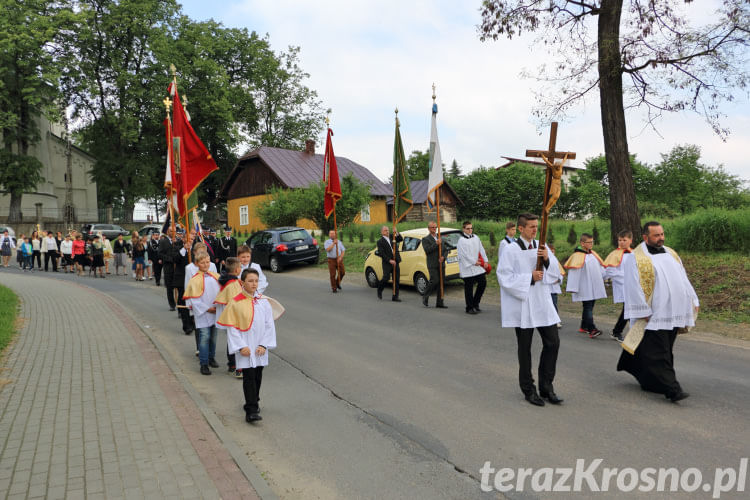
[392,110,413,223]
[323,127,341,218]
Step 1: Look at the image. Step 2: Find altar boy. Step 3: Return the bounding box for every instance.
[603,230,634,342]
[214,257,243,377]
[564,233,607,338]
[219,268,277,423]
[184,252,221,375]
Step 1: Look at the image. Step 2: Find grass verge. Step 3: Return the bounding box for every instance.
[0,284,19,353]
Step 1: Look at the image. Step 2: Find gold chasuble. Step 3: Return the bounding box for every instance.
[621,244,685,355]
[563,249,604,269]
[183,271,220,299]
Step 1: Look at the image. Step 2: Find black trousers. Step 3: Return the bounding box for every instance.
[515,325,560,396]
[613,305,628,334]
[378,262,400,297]
[617,328,682,397]
[227,343,236,369]
[167,285,192,333]
[243,366,264,414]
[462,273,486,311]
[44,251,58,271]
[152,260,162,284]
[33,250,41,268]
[424,265,445,304]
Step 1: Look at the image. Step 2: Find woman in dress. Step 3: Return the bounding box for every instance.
[132,237,146,281]
[72,233,86,276]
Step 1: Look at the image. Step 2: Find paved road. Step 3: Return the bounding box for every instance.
[2,266,748,499]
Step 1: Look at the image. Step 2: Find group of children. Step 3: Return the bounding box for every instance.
[11,230,110,277]
[182,244,277,424]
[499,222,634,342]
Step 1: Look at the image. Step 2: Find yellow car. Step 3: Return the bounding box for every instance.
[363,227,463,294]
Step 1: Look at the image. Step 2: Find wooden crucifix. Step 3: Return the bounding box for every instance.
[525,122,576,271]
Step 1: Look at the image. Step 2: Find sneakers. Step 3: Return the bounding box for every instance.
[577,328,589,334]
[589,329,603,338]
[234,369,243,379]
[200,364,211,375]
[611,331,624,342]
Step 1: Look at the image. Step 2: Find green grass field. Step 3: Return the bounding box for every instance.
[0,284,19,352]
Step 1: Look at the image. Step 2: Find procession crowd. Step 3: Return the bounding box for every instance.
[0,213,699,418]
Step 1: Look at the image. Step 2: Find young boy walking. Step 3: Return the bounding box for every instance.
[603,230,634,342]
[214,257,243,378]
[219,268,278,423]
[237,245,268,294]
[564,233,607,338]
[184,252,221,375]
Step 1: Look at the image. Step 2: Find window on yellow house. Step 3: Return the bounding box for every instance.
[239,205,249,226]
[360,204,370,222]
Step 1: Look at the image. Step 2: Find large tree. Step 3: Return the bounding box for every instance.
[479,0,750,245]
[0,0,69,222]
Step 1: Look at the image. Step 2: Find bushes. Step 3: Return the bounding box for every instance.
[668,208,750,252]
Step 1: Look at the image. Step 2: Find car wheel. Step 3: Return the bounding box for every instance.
[269,256,283,273]
[413,272,428,295]
[365,267,379,288]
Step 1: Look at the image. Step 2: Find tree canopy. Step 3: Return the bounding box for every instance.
[479,0,750,245]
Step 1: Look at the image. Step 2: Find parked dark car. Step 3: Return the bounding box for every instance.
[80,223,130,240]
[245,227,319,273]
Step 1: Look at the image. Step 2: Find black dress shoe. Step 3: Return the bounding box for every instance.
[392,296,401,302]
[668,391,690,402]
[422,295,429,307]
[208,358,219,368]
[525,393,545,406]
[377,290,383,300]
[541,392,564,404]
[246,413,262,423]
[332,288,337,293]
[436,303,448,309]
[169,307,176,311]
[337,284,342,290]
[474,307,482,313]
[466,308,478,315]
[200,365,211,375]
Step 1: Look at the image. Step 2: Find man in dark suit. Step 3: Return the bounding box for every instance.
[159,228,193,334]
[376,225,403,301]
[421,221,449,308]
[148,232,162,286]
[218,226,237,272]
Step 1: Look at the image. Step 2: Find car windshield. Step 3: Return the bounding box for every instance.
[280,230,308,243]
[441,231,462,250]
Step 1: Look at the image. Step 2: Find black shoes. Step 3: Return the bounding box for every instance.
[200,365,211,375]
[208,358,219,368]
[169,307,176,311]
[525,392,545,406]
[246,413,262,423]
[541,392,564,404]
[377,290,382,300]
[332,288,337,293]
[668,391,690,402]
[392,296,401,302]
[474,307,482,313]
[466,308,478,315]
[436,303,448,309]
[422,295,429,307]
[337,284,342,290]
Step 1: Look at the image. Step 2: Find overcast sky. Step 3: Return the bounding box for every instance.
[177,0,750,183]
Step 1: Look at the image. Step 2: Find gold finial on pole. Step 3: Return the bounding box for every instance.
[325,110,330,126]
[163,96,172,114]
[395,107,399,126]
[432,82,436,103]
[170,64,177,77]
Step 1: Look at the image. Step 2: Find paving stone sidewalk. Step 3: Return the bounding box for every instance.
[0,272,260,500]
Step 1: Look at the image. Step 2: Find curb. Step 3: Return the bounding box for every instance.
[131,315,279,500]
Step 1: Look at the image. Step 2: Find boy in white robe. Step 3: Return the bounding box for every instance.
[457,220,490,314]
[497,221,516,261]
[214,257,243,378]
[498,213,563,407]
[238,244,268,294]
[184,252,221,375]
[617,222,698,402]
[603,230,634,342]
[564,233,607,338]
[220,268,277,423]
[184,242,217,353]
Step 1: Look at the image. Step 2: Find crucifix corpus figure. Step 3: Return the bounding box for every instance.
[525,122,576,270]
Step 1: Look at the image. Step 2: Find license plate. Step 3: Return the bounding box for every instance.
[447,256,458,264]
[296,245,309,251]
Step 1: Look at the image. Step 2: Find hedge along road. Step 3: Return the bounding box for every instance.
[5,265,750,499]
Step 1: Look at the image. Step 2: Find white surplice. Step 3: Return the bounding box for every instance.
[623,242,699,330]
[185,272,220,328]
[498,240,561,328]
[603,252,633,303]
[457,233,488,278]
[566,253,607,302]
[226,295,277,369]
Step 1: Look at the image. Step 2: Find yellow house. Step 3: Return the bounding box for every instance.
[219,141,391,234]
